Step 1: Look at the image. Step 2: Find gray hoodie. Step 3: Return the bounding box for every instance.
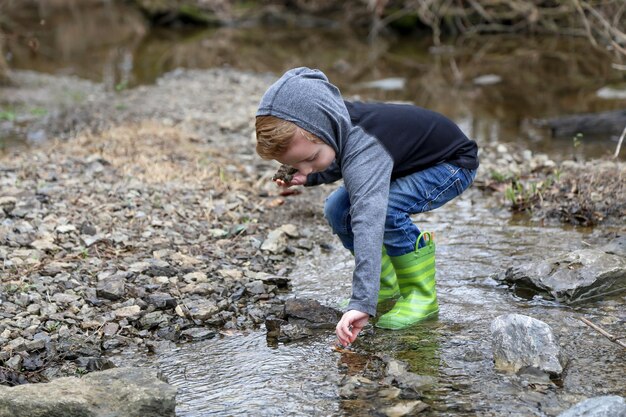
[256,67,392,316]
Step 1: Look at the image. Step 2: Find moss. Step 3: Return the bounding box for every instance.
[178,4,220,25]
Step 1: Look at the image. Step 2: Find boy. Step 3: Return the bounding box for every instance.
[255,68,478,347]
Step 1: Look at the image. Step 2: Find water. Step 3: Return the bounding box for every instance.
[156,190,625,416]
[3,1,626,159]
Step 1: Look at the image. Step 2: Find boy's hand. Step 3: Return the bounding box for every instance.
[336,310,369,346]
[274,172,307,187]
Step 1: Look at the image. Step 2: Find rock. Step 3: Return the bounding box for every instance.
[260,228,288,253]
[139,311,168,329]
[384,358,435,391]
[43,261,73,275]
[277,323,313,342]
[183,271,208,283]
[24,339,45,351]
[600,236,626,258]
[557,396,626,417]
[184,299,218,321]
[473,74,502,85]
[96,274,126,301]
[284,298,342,329]
[180,327,216,341]
[265,318,288,339]
[147,292,177,309]
[0,196,16,214]
[29,236,57,251]
[245,280,266,295]
[55,224,77,233]
[381,400,429,417]
[260,275,291,289]
[145,264,178,277]
[113,305,142,319]
[75,356,116,372]
[51,293,81,304]
[81,234,105,247]
[102,322,119,336]
[79,221,97,236]
[129,261,151,273]
[0,367,177,417]
[500,249,626,303]
[5,355,23,371]
[491,314,565,376]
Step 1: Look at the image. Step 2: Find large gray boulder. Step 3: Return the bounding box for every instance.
[491,314,565,376]
[557,396,626,417]
[501,248,626,303]
[0,367,177,417]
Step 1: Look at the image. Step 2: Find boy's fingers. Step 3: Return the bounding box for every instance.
[336,321,352,346]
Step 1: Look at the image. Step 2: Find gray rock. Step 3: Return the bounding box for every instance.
[51,292,81,304]
[139,311,168,329]
[557,396,626,417]
[245,280,266,294]
[147,292,177,309]
[284,298,342,329]
[384,358,435,391]
[381,400,429,417]
[0,197,16,214]
[278,323,312,342]
[491,314,565,376]
[180,327,216,341]
[184,299,219,321]
[501,249,626,303]
[113,305,141,319]
[96,274,126,301]
[260,228,288,253]
[0,367,177,417]
[5,355,23,371]
[600,236,626,258]
[75,356,116,372]
[79,221,97,236]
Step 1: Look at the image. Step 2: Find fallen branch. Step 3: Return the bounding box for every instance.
[614,124,626,159]
[579,317,626,349]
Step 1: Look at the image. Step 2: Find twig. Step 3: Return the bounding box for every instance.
[614,124,626,159]
[579,317,626,349]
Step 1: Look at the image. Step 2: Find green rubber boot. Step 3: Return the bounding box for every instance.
[378,247,400,302]
[340,247,399,308]
[376,232,438,330]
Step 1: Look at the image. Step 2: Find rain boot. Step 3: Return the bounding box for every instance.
[376,231,438,330]
[341,247,400,308]
[378,246,400,302]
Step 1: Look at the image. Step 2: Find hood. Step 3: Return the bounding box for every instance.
[256,67,352,155]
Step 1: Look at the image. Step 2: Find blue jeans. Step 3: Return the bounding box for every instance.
[323,163,477,257]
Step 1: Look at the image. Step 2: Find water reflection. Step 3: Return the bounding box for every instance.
[3,1,626,158]
[158,331,342,416]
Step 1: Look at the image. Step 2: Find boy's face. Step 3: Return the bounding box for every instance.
[276,129,336,176]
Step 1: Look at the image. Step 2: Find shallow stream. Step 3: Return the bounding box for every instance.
[154,190,625,416]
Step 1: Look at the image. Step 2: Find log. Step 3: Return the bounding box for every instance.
[534,109,626,138]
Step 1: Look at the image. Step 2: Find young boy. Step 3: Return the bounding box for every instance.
[255,67,478,347]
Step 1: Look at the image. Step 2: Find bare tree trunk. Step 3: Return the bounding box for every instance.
[0,36,9,85]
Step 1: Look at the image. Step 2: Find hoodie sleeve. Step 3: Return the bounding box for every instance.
[342,129,394,317]
[305,161,342,186]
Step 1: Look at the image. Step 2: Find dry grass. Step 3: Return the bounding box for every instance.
[62,121,248,190]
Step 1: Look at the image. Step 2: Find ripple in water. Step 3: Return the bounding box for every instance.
[159,332,342,416]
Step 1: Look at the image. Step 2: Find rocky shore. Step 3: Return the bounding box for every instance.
[0,68,625,414]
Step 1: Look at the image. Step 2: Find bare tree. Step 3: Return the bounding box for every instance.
[0,33,9,85]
